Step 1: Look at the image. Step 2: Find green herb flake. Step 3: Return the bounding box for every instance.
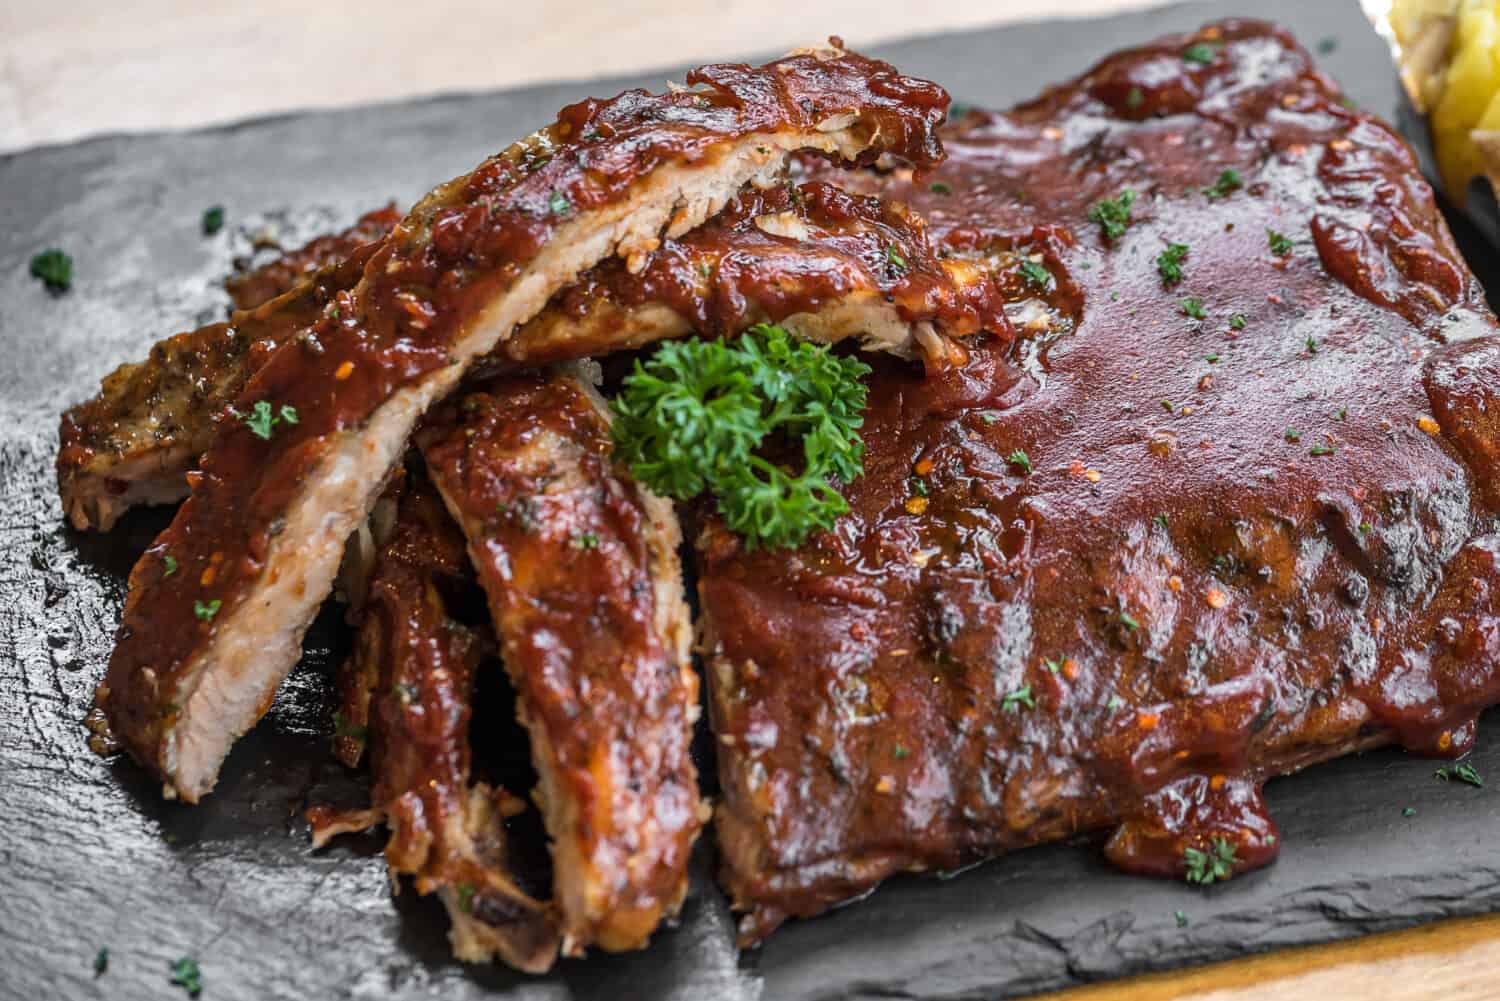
[1175,910,1189,928]
[1228,314,1247,330]
[1335,407,1348,421]
[1183,836,1238,884]
[1180,296,1206,319]
[1162,399,1176,413]
[1157,242,1189,286]
[201,205,225,236]
[1088,190,1137,243]
[1358,522,1372,535]
[886,245,908,272]
[1285,428,1301,442]
[1204,168,1242,199]
[170,957,202,998]
[609,323,869,550]
[1018,258,1052,290]
[1206,353,1220,363]
[893,745,912,760]
[1002,684,1035,712]
[163,554,178,577]
[1119,611,1140,631]
[548,190,572,215]
[238,399,298,440]
[909,477,929,497]
[1435,762,1484,787]
[1305,336,1319,354]
[1182,42,1220,66]
[1317,36,1339,55]
[1043,657,1063,674]
[1107,695,1125,710]
[571,531,601,550]
[1005,449,1032,474]
[1309,444,1335,457]
[1126,86,1144,110]
[1153,513,1170,530]
[929,181,953,195]
[193,599,221,622]
[980,413,998,426]
[29,248,73,292]
[94,947,109,976]
[1402,806,1417,817]
[1267,228,1294,256]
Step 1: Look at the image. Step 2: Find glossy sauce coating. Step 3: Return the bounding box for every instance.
[306,471,559,971]
[98,44,951,788]
[502,179,1009,365]
[700,20,1500,942]
[419,373,700,954]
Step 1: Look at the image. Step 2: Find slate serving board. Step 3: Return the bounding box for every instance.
[4,2,1499,999]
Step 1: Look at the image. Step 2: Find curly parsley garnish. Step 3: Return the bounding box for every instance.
[610,323,869,550]
[1157,243,1189,286]
[30,248,73,292]
[1184,837,1238,884]
[237,400,299,440]
[1088,190,1137,243]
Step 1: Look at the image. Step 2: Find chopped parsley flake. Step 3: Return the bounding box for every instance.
[1305,336,1319,354]
[1309,444,1335,457]
[1435,762,1483,787]
[1175,909,1189,927]
[1180,296,1206,319]
[1019,259,1052,290]
[1228,313,1247,330]
[1206,353,1220,363]
[1182,42,1220,66]
[1334,407,1348,421]
[193,599,221,622]
[94,947,109,976]
[893,745,912,759]
[170,957,202,998]
[1183,837,1238,884]
[1205,168,1242,199]
[1002,684,1035,712]
[1359,522,1372,535]
[1126,86,1144,110]
[29,248,73,292]
[1267,228,1294,255]
[886,245,908,272]
[1107,695,1125,710]
[1402,806,1416,817]
[548,190,572,215]
[1088,190,1137,243]
[1043,657,1063,674]
[1157,242,1189,286]
[929,181,953,195]
[1005,449,1032,474]
[163,554,178,577]
[1285,428,1301,442]
[238,400,299,440]
[201,205,225,236]
[1162,399,1176,413]
[571,532,601,550]
[980,413,998,425]
[909,476,929,497]
[1153,513,1170,530]
[1119,611,1140,631]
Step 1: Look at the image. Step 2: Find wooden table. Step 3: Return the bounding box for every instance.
[4,1,1497,996]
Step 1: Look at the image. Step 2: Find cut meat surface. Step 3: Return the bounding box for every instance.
[306,470,558,971]
[95,42,951,802]
[499,179,1008,370]
[698,19,1500,942]
[418,368,701,955]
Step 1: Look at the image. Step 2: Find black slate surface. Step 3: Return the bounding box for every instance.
[3,2,1499,999]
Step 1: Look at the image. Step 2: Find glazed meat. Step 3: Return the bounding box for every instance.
[698,20,1500,943]
[94,43,950,802]
[498,178,1006,370]
[224,204,402,311]
[306,471,558,971]
[60,177,1000,534]
[417,369,701,955]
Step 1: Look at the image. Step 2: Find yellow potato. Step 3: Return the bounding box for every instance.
[1430,2,1500,194]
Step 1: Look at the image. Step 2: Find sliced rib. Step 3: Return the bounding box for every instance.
[306,469,559,971]
[96,42,950,802]
[417,367,700,955]
[496,179,1007,371]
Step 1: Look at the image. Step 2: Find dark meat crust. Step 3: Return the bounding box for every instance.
[224,204,403,311]
[96,43,951,801]
[698,19,1500,943]
[418,371,700,955]
[499,179,1009,369]
[306,472,559,971]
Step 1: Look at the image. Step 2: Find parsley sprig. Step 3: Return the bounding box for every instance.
[610,323,870,549]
